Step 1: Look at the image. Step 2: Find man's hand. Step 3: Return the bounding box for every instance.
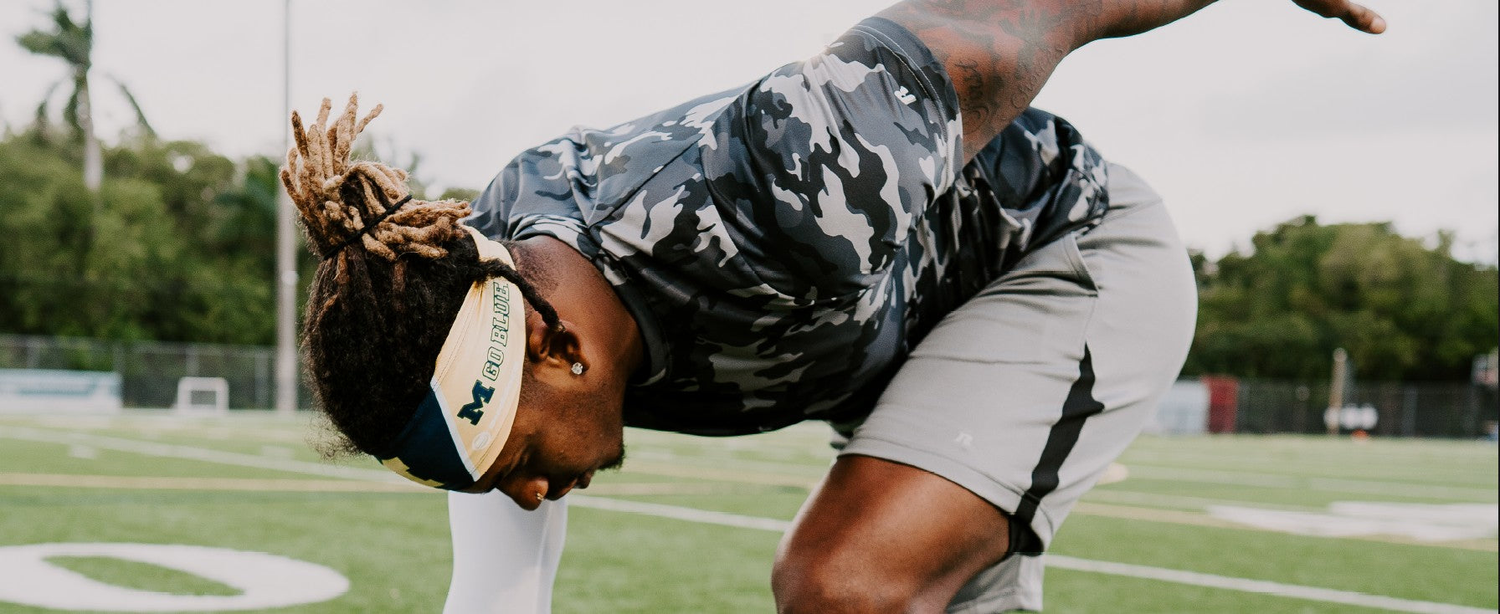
[879,0,1386,161]
[1294,0,1387,34]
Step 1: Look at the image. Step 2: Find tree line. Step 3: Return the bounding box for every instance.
[1183,216,1497,382]
[0,127,478,346]
[3,122,1493,381]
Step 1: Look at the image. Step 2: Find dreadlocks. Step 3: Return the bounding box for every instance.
[282,94,559,458]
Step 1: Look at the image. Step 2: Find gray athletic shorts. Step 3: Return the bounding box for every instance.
[833,162,1198,612]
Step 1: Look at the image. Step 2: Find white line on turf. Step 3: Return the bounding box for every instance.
[566,496,1494,614]
[0,426,398,483]
[5,426,1493,614]
[1041,556,1494,614]
[1127,465,1497,501]
[571,495,792,533]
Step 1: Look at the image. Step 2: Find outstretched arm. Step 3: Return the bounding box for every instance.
[877,0,1385,161]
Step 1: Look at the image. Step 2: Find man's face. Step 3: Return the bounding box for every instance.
[469,367,626,510]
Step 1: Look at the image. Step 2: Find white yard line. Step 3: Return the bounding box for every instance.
[0,426,397,483]
[0,472,424,492]
[0,473,744,497]
[627,447,831,477]
[566,497,1494,614]
[623,460,820,488]
[1042,556,1495,614]
[4,426,1494,614]
[1085,488,1325,512]
[1127,465,1497,501]
[570,495,793,533]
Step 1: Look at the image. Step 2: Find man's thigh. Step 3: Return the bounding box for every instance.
[778,163,1196,613]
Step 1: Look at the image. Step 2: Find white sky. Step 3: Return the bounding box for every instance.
[3,0,1496,263]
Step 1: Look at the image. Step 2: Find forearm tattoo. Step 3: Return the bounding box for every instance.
[878,0,1091,160]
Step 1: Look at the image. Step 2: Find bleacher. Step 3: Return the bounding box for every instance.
[0,369,121,414]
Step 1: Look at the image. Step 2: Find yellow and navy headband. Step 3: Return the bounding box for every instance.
[376,226,525,491]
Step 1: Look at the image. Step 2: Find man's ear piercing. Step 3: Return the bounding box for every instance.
[571,362,585,376]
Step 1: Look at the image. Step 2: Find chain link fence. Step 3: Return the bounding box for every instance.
[0,335,311,410]
[5,335,1497,436]
[1230,379,1497,439]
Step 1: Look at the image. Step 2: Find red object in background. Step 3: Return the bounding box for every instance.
[1203,376,1239,434]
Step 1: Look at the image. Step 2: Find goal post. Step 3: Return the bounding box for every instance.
[175,376,229,415]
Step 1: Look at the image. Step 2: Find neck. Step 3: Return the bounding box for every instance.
[517,236,645,382]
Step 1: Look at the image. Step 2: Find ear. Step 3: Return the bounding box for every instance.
[525,315,585,376]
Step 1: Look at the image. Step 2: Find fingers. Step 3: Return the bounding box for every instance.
[1295,0,1387,34]
[1341,1,1386,34]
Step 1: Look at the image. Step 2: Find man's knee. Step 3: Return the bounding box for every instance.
[771,457,1014,613]
[772,547,932,614]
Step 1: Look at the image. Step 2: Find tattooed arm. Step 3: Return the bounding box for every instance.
[877,0,1386,162]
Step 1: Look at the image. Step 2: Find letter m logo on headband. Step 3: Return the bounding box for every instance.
[457,381,495,425]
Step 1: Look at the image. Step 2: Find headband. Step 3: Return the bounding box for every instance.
[375,226,526,490]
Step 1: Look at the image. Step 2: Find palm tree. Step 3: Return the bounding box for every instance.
[17,0,153,192]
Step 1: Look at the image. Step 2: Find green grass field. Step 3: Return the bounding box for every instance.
[0,412,1495,613]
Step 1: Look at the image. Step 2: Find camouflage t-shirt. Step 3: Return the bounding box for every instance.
[466,18,1109,436]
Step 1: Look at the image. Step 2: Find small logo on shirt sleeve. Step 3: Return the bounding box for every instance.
[894,86,916,105]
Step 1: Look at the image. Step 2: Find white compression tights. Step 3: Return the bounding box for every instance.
[443,490,568,614]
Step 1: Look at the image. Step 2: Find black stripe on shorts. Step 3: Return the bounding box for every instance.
[1011,344,1105,556]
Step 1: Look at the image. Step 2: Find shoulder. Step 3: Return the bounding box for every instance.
[690,18,966,299]
[467,86,752,238]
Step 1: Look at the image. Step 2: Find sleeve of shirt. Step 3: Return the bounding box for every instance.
[702,17,963,301]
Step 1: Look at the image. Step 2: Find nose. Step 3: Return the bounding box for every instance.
[500,475,551,511]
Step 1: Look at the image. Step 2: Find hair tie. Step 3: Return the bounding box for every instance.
[325,194,413,256]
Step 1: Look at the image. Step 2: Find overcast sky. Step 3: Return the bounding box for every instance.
[3,0,1496,263]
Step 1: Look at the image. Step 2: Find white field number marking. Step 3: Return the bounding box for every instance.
[0,543,348,612]
[1207,502,1499,542]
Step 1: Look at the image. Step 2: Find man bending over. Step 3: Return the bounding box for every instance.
[280,0,1383,611]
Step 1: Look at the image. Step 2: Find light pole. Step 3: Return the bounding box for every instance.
[274,0,297,415]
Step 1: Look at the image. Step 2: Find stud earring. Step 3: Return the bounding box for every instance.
[570,362,585,376]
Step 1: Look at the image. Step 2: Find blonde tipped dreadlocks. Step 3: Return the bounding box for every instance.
[281,94,563,459]
[281,94,470,262]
